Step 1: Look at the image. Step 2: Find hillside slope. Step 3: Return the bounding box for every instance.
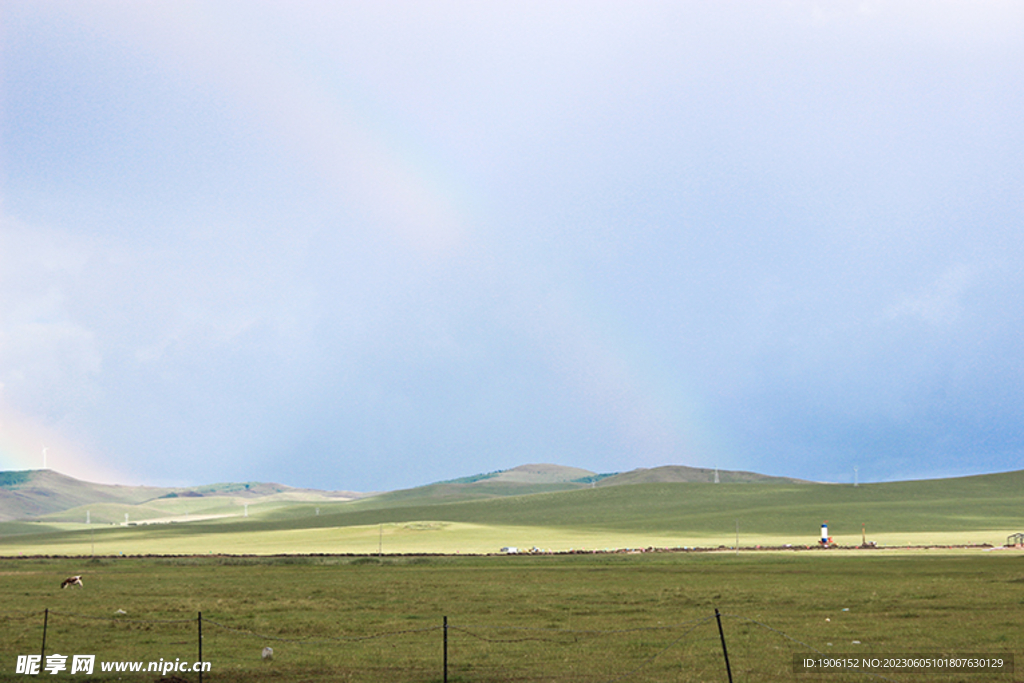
[2,469,1023,554]
[0,470,177,521]
[346,463,805,512]
[489,464,598,483]
[0,463,809,522]
[596,465,807,485]
[0,470,361,522]
[237,468,1024,538]
[356,464,601,508]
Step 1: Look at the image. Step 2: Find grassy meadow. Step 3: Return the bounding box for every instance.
[1,471,1022,680]
[1,552,1021,682]
[2,471,1022,555]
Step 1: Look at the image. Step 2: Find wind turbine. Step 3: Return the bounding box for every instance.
[42,446,48,469]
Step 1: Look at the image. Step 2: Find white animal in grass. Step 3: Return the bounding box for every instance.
[61,575,83,589]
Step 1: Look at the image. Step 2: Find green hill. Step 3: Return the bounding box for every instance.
[2,468,1021,555]
[0,469,361,522]
[339,463,802,512]
[489,463,598,483]
[595,465,806,485]
[359,464,606,507]
[3,466,1022,555]
[0,463,806,523]
[0,469,177,521]
[237,468,1024,538]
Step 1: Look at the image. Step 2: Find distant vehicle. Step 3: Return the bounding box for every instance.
[500,547,518,554]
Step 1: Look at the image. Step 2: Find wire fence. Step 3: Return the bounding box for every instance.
[5,607,1011,682]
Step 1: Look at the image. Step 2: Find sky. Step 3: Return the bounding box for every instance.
[0,1,1022,491]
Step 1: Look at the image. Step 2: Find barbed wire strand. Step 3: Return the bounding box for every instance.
[0,610,43,621]
[449,626,570,645]
[449,614,714,644]
[720,613,901,683]
[450,617,718,682]
[599,615,718,683]
[450,617,707,636]
[3,620,44,648]
[203,618,440,644]
[48,609,194,625]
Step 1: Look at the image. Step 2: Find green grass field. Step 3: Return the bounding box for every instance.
[1,552,1021,682]
[2,472,1022,680]
[3,472,1022,555]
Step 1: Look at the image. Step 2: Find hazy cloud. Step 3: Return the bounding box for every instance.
[885,264,974,326]
[1,2,1022,488]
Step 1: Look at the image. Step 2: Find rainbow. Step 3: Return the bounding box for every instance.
[1,4,731,485]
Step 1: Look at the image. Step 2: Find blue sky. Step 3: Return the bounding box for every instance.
[1,1,1022,490]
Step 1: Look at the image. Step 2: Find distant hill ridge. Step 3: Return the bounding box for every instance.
[0,469,360,522]
[432,463,806,487]
[436,464,601,485]
[0,463,822,522]
[597,465,809,486]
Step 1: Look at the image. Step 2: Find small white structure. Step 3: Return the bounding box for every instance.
[820,522,832,546]
[500,547,518,554]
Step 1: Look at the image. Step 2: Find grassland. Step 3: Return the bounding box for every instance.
[1,552,1021,682]
[2,470,1022,555]
[1,470,1022,680]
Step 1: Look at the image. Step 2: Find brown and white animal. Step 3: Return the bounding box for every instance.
[61,575,83,589]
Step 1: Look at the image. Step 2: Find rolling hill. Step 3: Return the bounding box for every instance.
[1,465,1022,555]
[0,463,808,523]
[0,470,177,522]
[0,469,362,522]
[595,465,808,485]
[338,463,806,510]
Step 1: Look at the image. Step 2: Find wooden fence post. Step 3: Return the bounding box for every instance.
[40,608,49,664]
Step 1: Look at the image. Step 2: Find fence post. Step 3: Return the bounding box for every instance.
[443,616,448,683]
[714,608,733,683]
[198,611,203,683]
[40,608,49,663]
